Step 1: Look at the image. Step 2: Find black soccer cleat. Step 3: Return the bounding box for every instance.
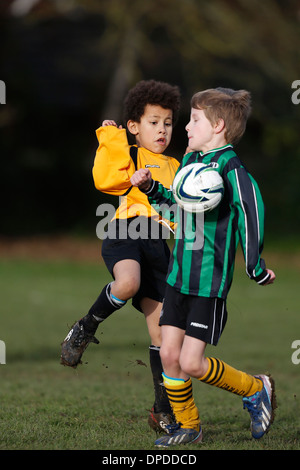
[148,407,177,434]
[60,321,99,368]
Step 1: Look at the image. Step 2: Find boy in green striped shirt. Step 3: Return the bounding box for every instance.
[130,87,276,446]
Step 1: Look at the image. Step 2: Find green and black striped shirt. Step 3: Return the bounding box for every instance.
[144,145,270,299]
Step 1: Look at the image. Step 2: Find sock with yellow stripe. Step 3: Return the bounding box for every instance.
[162,373,200,431]
[198,357,263,397]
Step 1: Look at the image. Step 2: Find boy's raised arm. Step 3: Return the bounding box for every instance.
[92,124,135,195]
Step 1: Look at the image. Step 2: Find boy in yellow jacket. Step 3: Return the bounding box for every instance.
[61,80,180,433]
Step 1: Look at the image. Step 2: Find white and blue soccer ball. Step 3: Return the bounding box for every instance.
[172,162,224,213]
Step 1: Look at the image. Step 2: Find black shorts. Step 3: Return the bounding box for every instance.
[101,218,171,312]
[159,284,228,346]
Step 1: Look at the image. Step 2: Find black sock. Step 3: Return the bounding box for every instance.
[81,283,126,334]
[149,345,172,414]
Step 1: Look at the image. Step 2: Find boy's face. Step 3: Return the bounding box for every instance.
[186,107,222,153]
[127,104,173,154]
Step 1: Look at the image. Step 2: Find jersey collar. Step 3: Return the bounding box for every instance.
[200,144,233,157]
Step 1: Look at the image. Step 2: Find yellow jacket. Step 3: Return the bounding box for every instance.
[92,126,179,230]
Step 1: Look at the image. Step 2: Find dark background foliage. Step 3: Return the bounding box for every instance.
[0,0,299,238]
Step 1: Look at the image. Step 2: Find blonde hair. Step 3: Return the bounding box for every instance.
[191,87,251,145]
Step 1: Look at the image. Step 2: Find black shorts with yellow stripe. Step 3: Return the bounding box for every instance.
[159,284,228,346]
[101,217,171,312]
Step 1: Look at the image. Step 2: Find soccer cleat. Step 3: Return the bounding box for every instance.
[148,407,176,434]
[155,423,203,447]
[60,320,99,368]
[243,374,277,439]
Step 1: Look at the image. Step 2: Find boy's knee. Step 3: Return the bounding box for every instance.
[180,356,206,378]
[160,344,180,368]
[114,276,140,300]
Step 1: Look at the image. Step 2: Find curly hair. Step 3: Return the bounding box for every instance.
[123,79,181,125]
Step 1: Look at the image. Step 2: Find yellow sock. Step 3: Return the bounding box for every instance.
[162,374,200,430]
[198,357,263,397]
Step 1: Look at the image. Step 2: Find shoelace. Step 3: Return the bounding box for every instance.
[74,324,98,347]
[74,328,85,347]
[73,324,91,347]
[243,392,260,418]
[165,422,182,435]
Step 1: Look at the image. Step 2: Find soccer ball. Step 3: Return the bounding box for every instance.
[172,162,224,213]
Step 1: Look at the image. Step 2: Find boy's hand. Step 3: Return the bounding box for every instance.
[102,119,123,128]
[130,169,152,191]
[184,145,193,155]
[264,269,276,285]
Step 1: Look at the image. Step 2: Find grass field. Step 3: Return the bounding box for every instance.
[0,237,300,451]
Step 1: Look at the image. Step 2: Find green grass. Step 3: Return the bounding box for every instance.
[0,247,300,451]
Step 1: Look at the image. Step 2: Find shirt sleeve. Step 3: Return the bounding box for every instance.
[141,179,177,222]
[226,167,271,285]
[92,126,136,195]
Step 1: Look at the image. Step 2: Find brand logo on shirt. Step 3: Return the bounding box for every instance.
[207,162,219,169]
[145,164,160,168]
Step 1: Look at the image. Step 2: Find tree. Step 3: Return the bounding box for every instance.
[1,0,299,235]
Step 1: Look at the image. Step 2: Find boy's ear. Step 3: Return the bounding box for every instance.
[127,120,139,135]
[214,118,225,134]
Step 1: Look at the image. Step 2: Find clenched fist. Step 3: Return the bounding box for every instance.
[130,168,152,192]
